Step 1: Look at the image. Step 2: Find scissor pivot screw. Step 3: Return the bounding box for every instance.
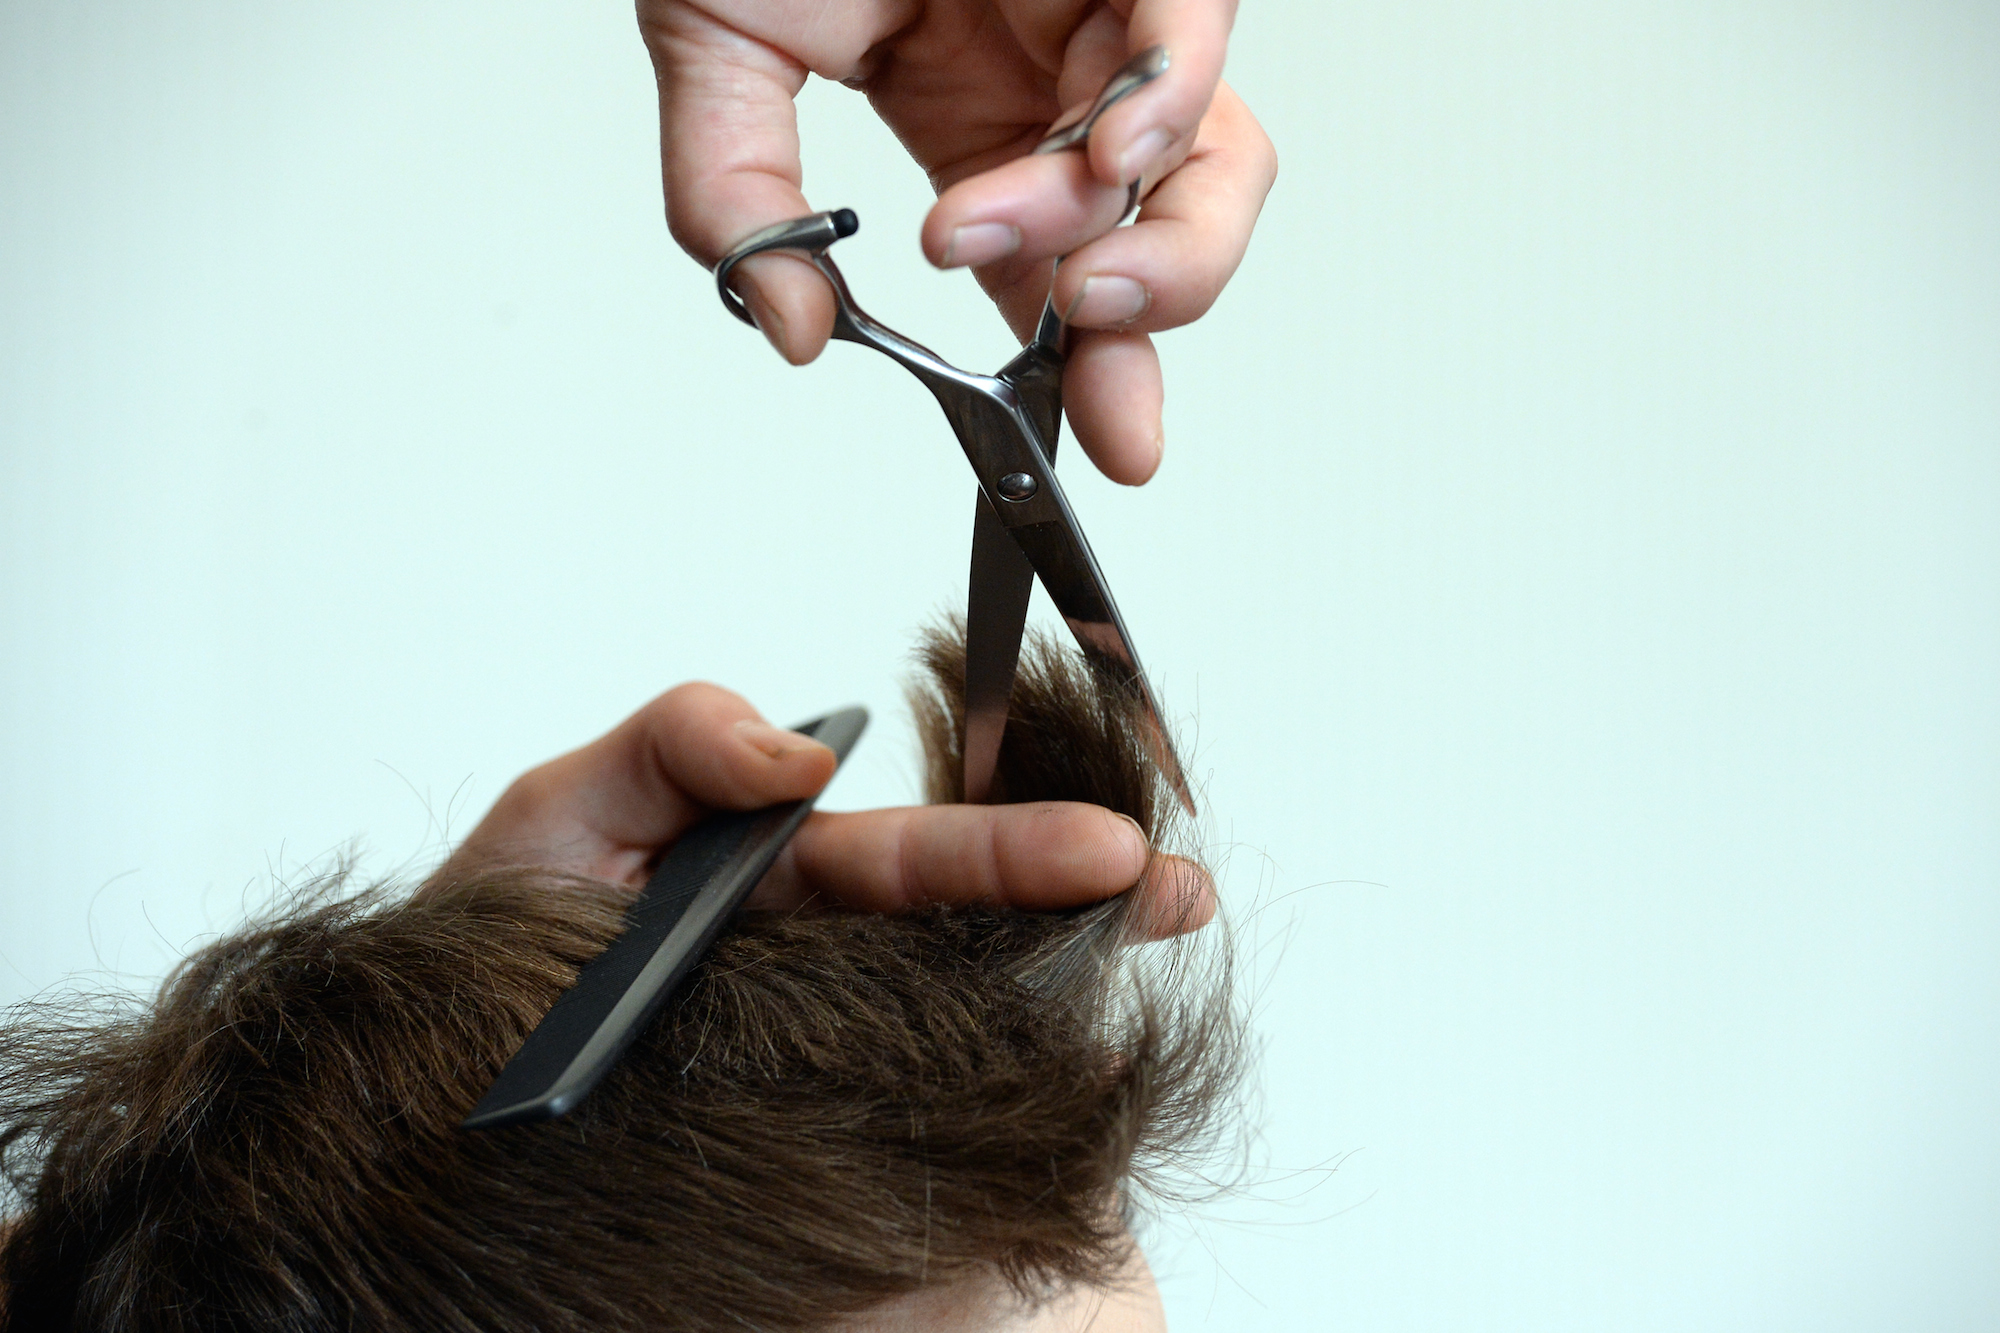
[996,472,1039,502]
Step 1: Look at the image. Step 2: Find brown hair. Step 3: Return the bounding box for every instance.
[0,624,1240,1331]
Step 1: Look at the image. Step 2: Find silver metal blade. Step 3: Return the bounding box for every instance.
[1003,517,1196,816]
[965,342,1064,805]
[963,492,1035,804]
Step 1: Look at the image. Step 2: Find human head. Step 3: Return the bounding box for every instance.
[0,626,1239,1330]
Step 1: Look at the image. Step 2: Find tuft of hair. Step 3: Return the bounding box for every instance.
[908,618,1164,825]
[0,623,1240,1332]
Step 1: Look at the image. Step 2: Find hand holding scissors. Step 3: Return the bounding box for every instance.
[640,0,1276,485]
[716,49,1197,814]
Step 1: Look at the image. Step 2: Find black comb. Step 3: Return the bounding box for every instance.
[461,705,868,1130]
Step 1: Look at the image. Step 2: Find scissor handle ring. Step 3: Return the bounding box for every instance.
[713,209,859,326]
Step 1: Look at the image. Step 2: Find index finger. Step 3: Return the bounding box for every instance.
[757,801,1218,939]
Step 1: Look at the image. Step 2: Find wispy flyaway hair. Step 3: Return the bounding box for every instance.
[0,623,1241,1332]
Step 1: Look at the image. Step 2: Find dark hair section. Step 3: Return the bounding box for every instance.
[0,623,1240,1332]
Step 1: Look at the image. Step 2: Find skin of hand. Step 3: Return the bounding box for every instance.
[438,682,1215,938]
[639,0,1277,486]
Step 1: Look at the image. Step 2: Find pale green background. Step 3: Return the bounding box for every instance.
[3,2,1996,1328]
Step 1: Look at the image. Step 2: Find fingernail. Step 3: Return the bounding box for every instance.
[1063,275,1151,327]
[1116,128,1172,187]
[743,286,787,356]
[1113,811,1151,856]
[941,222,1021,269]
[734,718,826,759]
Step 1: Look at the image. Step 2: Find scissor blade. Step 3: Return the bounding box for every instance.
[1003,516,1196,816]
[967,343,1062,807]
[964,493,1036,804]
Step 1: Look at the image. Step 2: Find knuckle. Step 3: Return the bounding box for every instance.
[893,817,930,910]
[1252,132,1280,190]
[492,764,560,820]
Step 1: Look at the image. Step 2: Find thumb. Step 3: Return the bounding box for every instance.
[639,2,834,365]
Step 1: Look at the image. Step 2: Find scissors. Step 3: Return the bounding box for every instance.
[714,46,1194,815]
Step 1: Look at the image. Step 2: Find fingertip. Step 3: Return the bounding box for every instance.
[731,717,833,762]
[1064,331,1166,484]
[1099,420,1165,486]
[630,682,838,810]
[1133,855,1217,939]
[1100,124,1179,191]
[1087,12,1235,185]
[733,252,834,366]
[925,153,1128,270]
[921,206,1025,271]
[732,718,838,794]
[1035,802,1147,893]
[742,284,794,361]
[919,205,949,267]
[988,802,1151,908]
